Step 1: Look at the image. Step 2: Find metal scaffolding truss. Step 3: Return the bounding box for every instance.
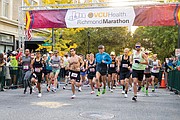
[18,1,168,50]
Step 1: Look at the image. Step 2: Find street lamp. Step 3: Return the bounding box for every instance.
[87,31,90,54]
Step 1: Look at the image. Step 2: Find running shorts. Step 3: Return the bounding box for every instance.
[132,69,144,81]
[120,71,130,80]
[70,70,80,82]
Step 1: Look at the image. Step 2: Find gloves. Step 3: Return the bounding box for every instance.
[135,60,140,64]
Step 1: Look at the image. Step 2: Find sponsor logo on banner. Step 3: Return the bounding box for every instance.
[65,7,135,28]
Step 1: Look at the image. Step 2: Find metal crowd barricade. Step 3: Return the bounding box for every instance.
[168,70,180,92]
[0,66,24,91]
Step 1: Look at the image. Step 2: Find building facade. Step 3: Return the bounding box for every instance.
[0,0,21,53]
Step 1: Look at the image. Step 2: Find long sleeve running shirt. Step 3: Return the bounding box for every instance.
[95,52,112,64]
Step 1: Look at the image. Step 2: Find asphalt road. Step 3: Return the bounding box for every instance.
[0,84,179,120]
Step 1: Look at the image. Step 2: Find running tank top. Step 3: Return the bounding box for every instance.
[120,55,130,73]
[88,60,96,74]
[151,60,160,73]
[33,58,43,73]
[51,56,61,70]
[132,52,145,70]
[144,59,152,73]
[108,59,116,71]
[22,56,31,71]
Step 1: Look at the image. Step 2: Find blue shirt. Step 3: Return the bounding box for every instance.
[96,52,112,64]
[46,56,52,70]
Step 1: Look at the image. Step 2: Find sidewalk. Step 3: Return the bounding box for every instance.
[0,84,179,120]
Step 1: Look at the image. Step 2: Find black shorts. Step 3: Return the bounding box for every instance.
[151,72,159,78]
[65,70,69,76]
[87,73,96,79]
[44,70,52,75]
[132,69,144,81]
[69,70,80,82]
[96,67,107,76]
[34,72,42,83]
[108,70,117,75]
[120,71,130,80]
[144,73,151,78]
[96,63,107,76]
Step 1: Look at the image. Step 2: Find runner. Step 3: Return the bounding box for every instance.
[118,48,131,98]
[151,54,161,92]
[31,51,44,98]
[21,49,32,94]
[130,42,148,101]
[108,51,118,93]
[86,53,96,94]
[95,45,112,96]
[68,48,84,99]
[79,54,87,92]
[143,52,153,95]
[63,53,70,90]
[50,50,62,92]
[45,51,53,92]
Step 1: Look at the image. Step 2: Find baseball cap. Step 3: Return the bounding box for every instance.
[110,51,115,56]
[49,51,53,54]
[98,45,104,49]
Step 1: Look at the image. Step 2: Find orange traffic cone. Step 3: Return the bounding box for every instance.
[160,72,166,88]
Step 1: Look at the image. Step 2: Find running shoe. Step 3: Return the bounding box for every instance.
[38,93,42,98]
[63,86,66,90]
[91,91,95,94]
[78,87,82,92]
[132,96,137,101]
[152,88,155,92]
[102,89,106,94]
[96,91,100,96]
[142,87,145,92]
[122,90,125,94]
[47,87,50,92]
[24,90,27,94]
[146,90,148,95]
[110,89,113,93]
[52,88,57,93]
[124,94,128,98]
[71,94,76,99]
[129,87,132,91]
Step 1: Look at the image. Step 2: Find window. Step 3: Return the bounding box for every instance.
[3,0,9,18]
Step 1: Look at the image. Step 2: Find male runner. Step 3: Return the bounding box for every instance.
[68,48,84,99]
[96,45,112,96]
[118,48,131,98]
[131,42,148,101]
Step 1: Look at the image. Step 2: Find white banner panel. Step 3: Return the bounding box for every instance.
[65,7,135,28]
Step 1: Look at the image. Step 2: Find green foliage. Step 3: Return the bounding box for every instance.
[132,26,178,61]
[72,27,132,55]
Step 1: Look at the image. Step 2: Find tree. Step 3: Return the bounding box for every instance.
[132,26,178,61]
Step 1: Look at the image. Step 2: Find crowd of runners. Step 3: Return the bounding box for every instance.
[1,42,179,101]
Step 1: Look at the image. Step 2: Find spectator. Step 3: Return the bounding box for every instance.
[0,53,5,91]
[176,55,180,71]
[9,51,18,89]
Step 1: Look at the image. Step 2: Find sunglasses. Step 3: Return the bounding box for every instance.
[135,46,141,48]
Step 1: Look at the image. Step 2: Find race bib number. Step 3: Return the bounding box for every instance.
[122,64,128,68]
[90,68,95,72]
[35,68,41,73]
[71,73,78,78]
[110,64,115,68]
[23,65,29,70]
[54,64,59,67]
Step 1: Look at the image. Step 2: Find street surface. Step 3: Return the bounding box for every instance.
[0,84,180,120]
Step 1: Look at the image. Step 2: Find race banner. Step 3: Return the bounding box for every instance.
[26,4,180,29]
[65,7,135,28]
